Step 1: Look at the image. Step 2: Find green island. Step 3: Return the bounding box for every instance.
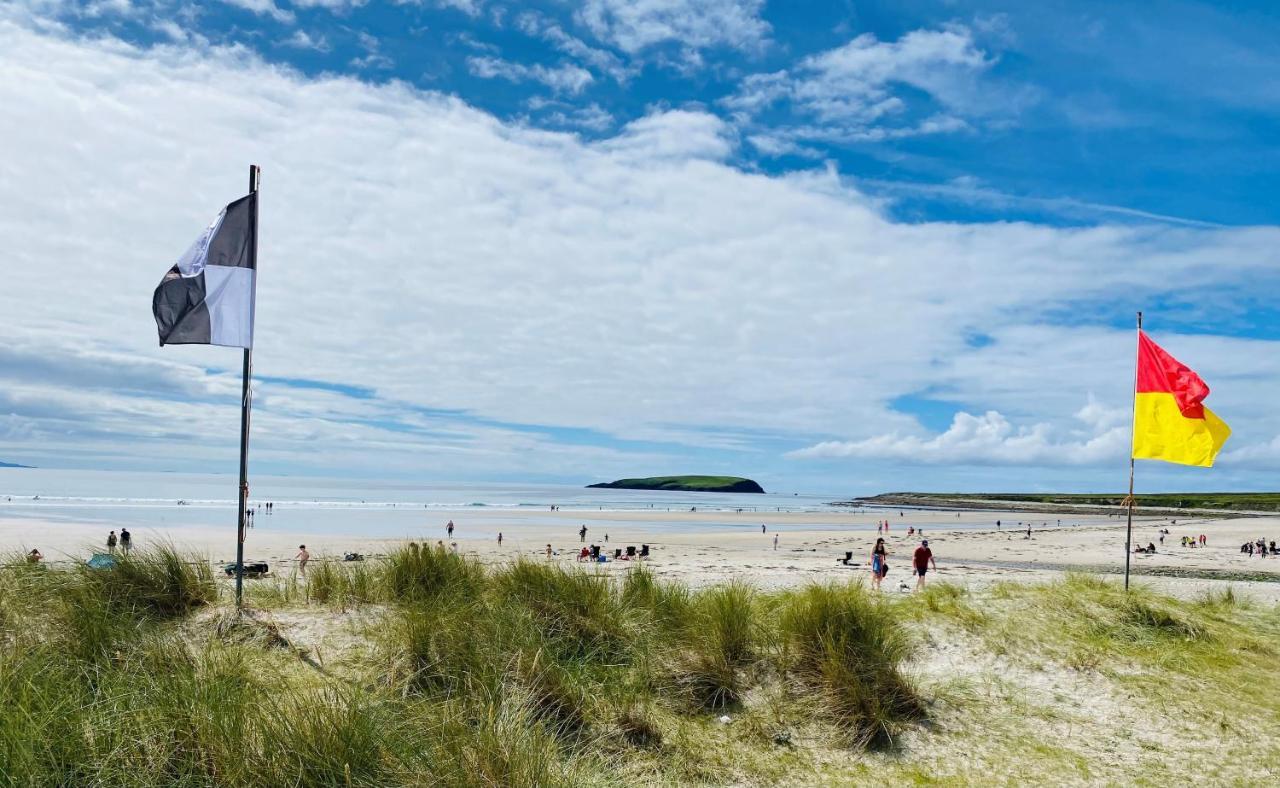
[588,475,765,493]
[853,491,1280,514]
[2,545,1277,785]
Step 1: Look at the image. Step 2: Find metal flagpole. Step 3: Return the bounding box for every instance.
[235,164,260,610]
[1124,311,1142,591]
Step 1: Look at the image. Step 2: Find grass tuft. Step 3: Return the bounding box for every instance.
[779,582,924,748]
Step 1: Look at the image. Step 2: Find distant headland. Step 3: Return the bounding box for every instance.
[0,461,33,469]
[587,475,765,494]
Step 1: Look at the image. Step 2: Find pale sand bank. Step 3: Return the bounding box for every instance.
[5,506,1279,603]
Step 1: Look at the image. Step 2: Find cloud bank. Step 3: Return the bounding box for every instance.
[1,10,1279,487]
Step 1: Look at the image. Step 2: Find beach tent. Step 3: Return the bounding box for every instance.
[86,553,117,569]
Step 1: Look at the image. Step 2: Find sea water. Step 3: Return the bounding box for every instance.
[0,468,850,537]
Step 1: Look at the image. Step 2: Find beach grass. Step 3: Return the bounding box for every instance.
[1,546,1278,785]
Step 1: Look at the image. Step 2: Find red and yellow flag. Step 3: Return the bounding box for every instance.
[1132,331,1230,467]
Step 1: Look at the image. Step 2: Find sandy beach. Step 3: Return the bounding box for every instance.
[8,505,1280,603]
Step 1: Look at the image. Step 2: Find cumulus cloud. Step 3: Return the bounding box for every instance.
[788,409,1129,466]
[1,12,1279,484]
[576,0,769,54]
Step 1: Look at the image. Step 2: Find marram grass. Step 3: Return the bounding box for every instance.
[2,546,1277,785]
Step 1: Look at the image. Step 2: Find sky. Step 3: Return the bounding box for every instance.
[1,0,1279,495]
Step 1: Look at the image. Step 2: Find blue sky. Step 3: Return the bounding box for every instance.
[1,0,1279,494]
[68,0,1280,227]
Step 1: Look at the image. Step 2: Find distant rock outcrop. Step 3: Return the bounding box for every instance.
[587,475,765,494]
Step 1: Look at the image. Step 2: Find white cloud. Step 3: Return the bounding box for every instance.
[576,0,769,54]
[290,0,368,11]
[789,409,1130,467]
[517,11,635,84]
[596,108,735,160]
[350,30,392,69]
[219,0,294,25]
[724,25,1027,144]
[467,55,594,94]
[432,0,483,17]
[543,102,615,132]
[1,14,1280,484]
[282,29,330,52]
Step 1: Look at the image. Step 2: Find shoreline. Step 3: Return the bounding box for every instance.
[6,503,1279,603]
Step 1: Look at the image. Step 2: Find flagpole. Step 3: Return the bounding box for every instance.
[235,164,260,610]
[1124,311,1142,591]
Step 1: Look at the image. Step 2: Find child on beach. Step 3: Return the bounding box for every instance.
[295,545,310,576]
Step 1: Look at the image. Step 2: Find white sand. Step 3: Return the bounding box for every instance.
[5,506,1279,603]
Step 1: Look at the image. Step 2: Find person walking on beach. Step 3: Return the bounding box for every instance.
[579,525,588,542]
[120,528,132,555]
[497,532,503,546]
[913,540,936,591]
[773,533,779,550]
[546,544,553,559]
[446,520,455,538]
[871,538,888,591]
[762,523,767,533]
[295,545,310,576]
[106,530,118,554]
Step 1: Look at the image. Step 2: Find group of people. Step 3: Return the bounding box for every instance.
[576,543,648,562]
[105,528,133,554]
[1241,539,1278,556]
[867,537,937,592]
[1181,534,1207,547]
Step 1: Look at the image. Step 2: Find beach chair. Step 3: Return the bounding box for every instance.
[840,551,853,566]
[614,548,623,559]
[639,544,650,558]
[626,545,637,558]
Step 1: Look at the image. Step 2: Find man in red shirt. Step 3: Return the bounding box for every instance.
[913,540,937,590]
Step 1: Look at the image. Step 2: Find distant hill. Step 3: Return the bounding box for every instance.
[0,461,32,469]
[851,492,1280,514]
[588,475,765,494]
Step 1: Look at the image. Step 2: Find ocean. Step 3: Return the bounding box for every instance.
[0,468,850,537]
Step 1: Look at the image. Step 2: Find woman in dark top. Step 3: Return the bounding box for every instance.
[871,537,888,591]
